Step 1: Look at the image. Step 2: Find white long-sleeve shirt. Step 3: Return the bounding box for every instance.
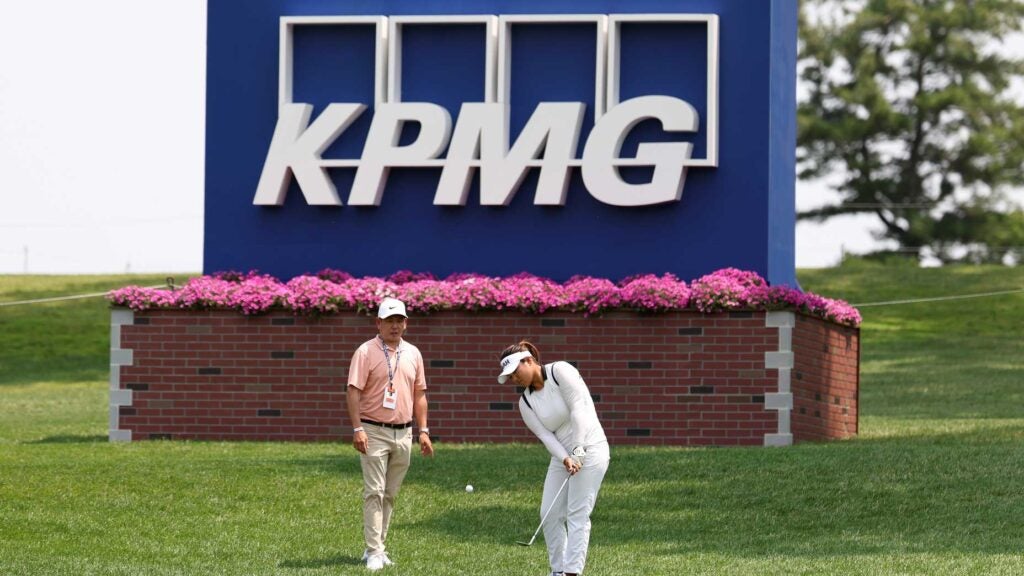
[519,361,607,462]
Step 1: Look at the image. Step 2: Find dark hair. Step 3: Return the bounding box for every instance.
[499,340,540,364]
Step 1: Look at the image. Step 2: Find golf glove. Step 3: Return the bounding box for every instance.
[571,445,586,466]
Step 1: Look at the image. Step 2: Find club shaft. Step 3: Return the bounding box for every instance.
[526,475,570,545]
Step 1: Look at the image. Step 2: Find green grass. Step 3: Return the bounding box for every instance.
[0,275,184,385]
[800,260,1024,426]
[1,266,1023,575]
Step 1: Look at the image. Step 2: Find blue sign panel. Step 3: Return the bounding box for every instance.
[205,0,797,286]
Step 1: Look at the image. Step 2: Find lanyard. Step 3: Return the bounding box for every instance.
[378,336,401,387]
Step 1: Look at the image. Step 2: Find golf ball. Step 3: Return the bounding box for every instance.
[465,484,474,493]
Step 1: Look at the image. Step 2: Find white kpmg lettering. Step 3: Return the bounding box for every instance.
[253,96,699,207]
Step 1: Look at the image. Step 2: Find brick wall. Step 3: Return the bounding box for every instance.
[109,308,858,446]
[791,314,859,439]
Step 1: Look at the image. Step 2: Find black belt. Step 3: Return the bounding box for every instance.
[361,419,413,430]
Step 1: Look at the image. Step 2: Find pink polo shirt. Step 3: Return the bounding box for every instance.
[347,337,427,424]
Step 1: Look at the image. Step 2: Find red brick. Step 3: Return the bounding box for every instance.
[113,309,858,445]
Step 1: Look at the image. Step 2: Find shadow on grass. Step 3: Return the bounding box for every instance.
[860,363,1024,420]
[407,504,536,543]
[271,422,1024,558]
[26,434,108,444]
[284,456,362,478]
[0,365,109,387]
[614,434,1024,556]
[391,430,1024,558]
[278,554,362,569]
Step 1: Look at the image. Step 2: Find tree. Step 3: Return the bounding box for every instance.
[797,0,1024,264]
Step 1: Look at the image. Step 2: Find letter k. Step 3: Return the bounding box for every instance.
[253,103,366,206]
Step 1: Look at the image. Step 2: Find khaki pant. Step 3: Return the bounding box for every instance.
[359,424,412,555]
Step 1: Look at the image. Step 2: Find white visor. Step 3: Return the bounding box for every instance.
[497,350,532,383]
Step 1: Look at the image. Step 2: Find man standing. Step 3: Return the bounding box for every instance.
[346,297,434,571]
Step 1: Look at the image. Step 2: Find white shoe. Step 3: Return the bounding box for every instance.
[366,554,385,571]
[362,550,393,566]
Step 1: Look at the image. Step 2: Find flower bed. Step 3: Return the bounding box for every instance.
[108,268,861,327]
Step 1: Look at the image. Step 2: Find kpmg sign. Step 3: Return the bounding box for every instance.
[256,15,718,209]
[205,1,797,285]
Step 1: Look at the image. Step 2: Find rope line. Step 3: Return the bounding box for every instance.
[852,288,1024,308]
[0,285,164,307]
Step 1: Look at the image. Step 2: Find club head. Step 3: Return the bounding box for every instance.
[515,540,533,547]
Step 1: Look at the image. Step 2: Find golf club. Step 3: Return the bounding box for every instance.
[516,475,570,546]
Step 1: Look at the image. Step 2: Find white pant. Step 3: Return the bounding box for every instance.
[541,441,609,574]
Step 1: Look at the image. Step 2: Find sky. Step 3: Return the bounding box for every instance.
[0,0,1003,275]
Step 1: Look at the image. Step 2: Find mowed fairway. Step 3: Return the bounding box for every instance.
[1,265,1023,575]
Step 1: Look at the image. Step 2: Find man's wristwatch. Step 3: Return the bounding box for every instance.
[419,428,430,437]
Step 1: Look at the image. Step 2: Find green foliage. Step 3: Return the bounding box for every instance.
[931,200,1024,263]
[798,0,1024,263]
[1,269,1023,575]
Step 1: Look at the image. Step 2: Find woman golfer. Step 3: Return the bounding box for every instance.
[497,341,610,576]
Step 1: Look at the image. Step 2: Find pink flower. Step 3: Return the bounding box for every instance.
[387,270,438,284]
[564,276,622,316]
[315,268,353,283]
[105,267,861,327]
[619,274,690,311]
[689,268,766,312]
[283,275,347,314]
